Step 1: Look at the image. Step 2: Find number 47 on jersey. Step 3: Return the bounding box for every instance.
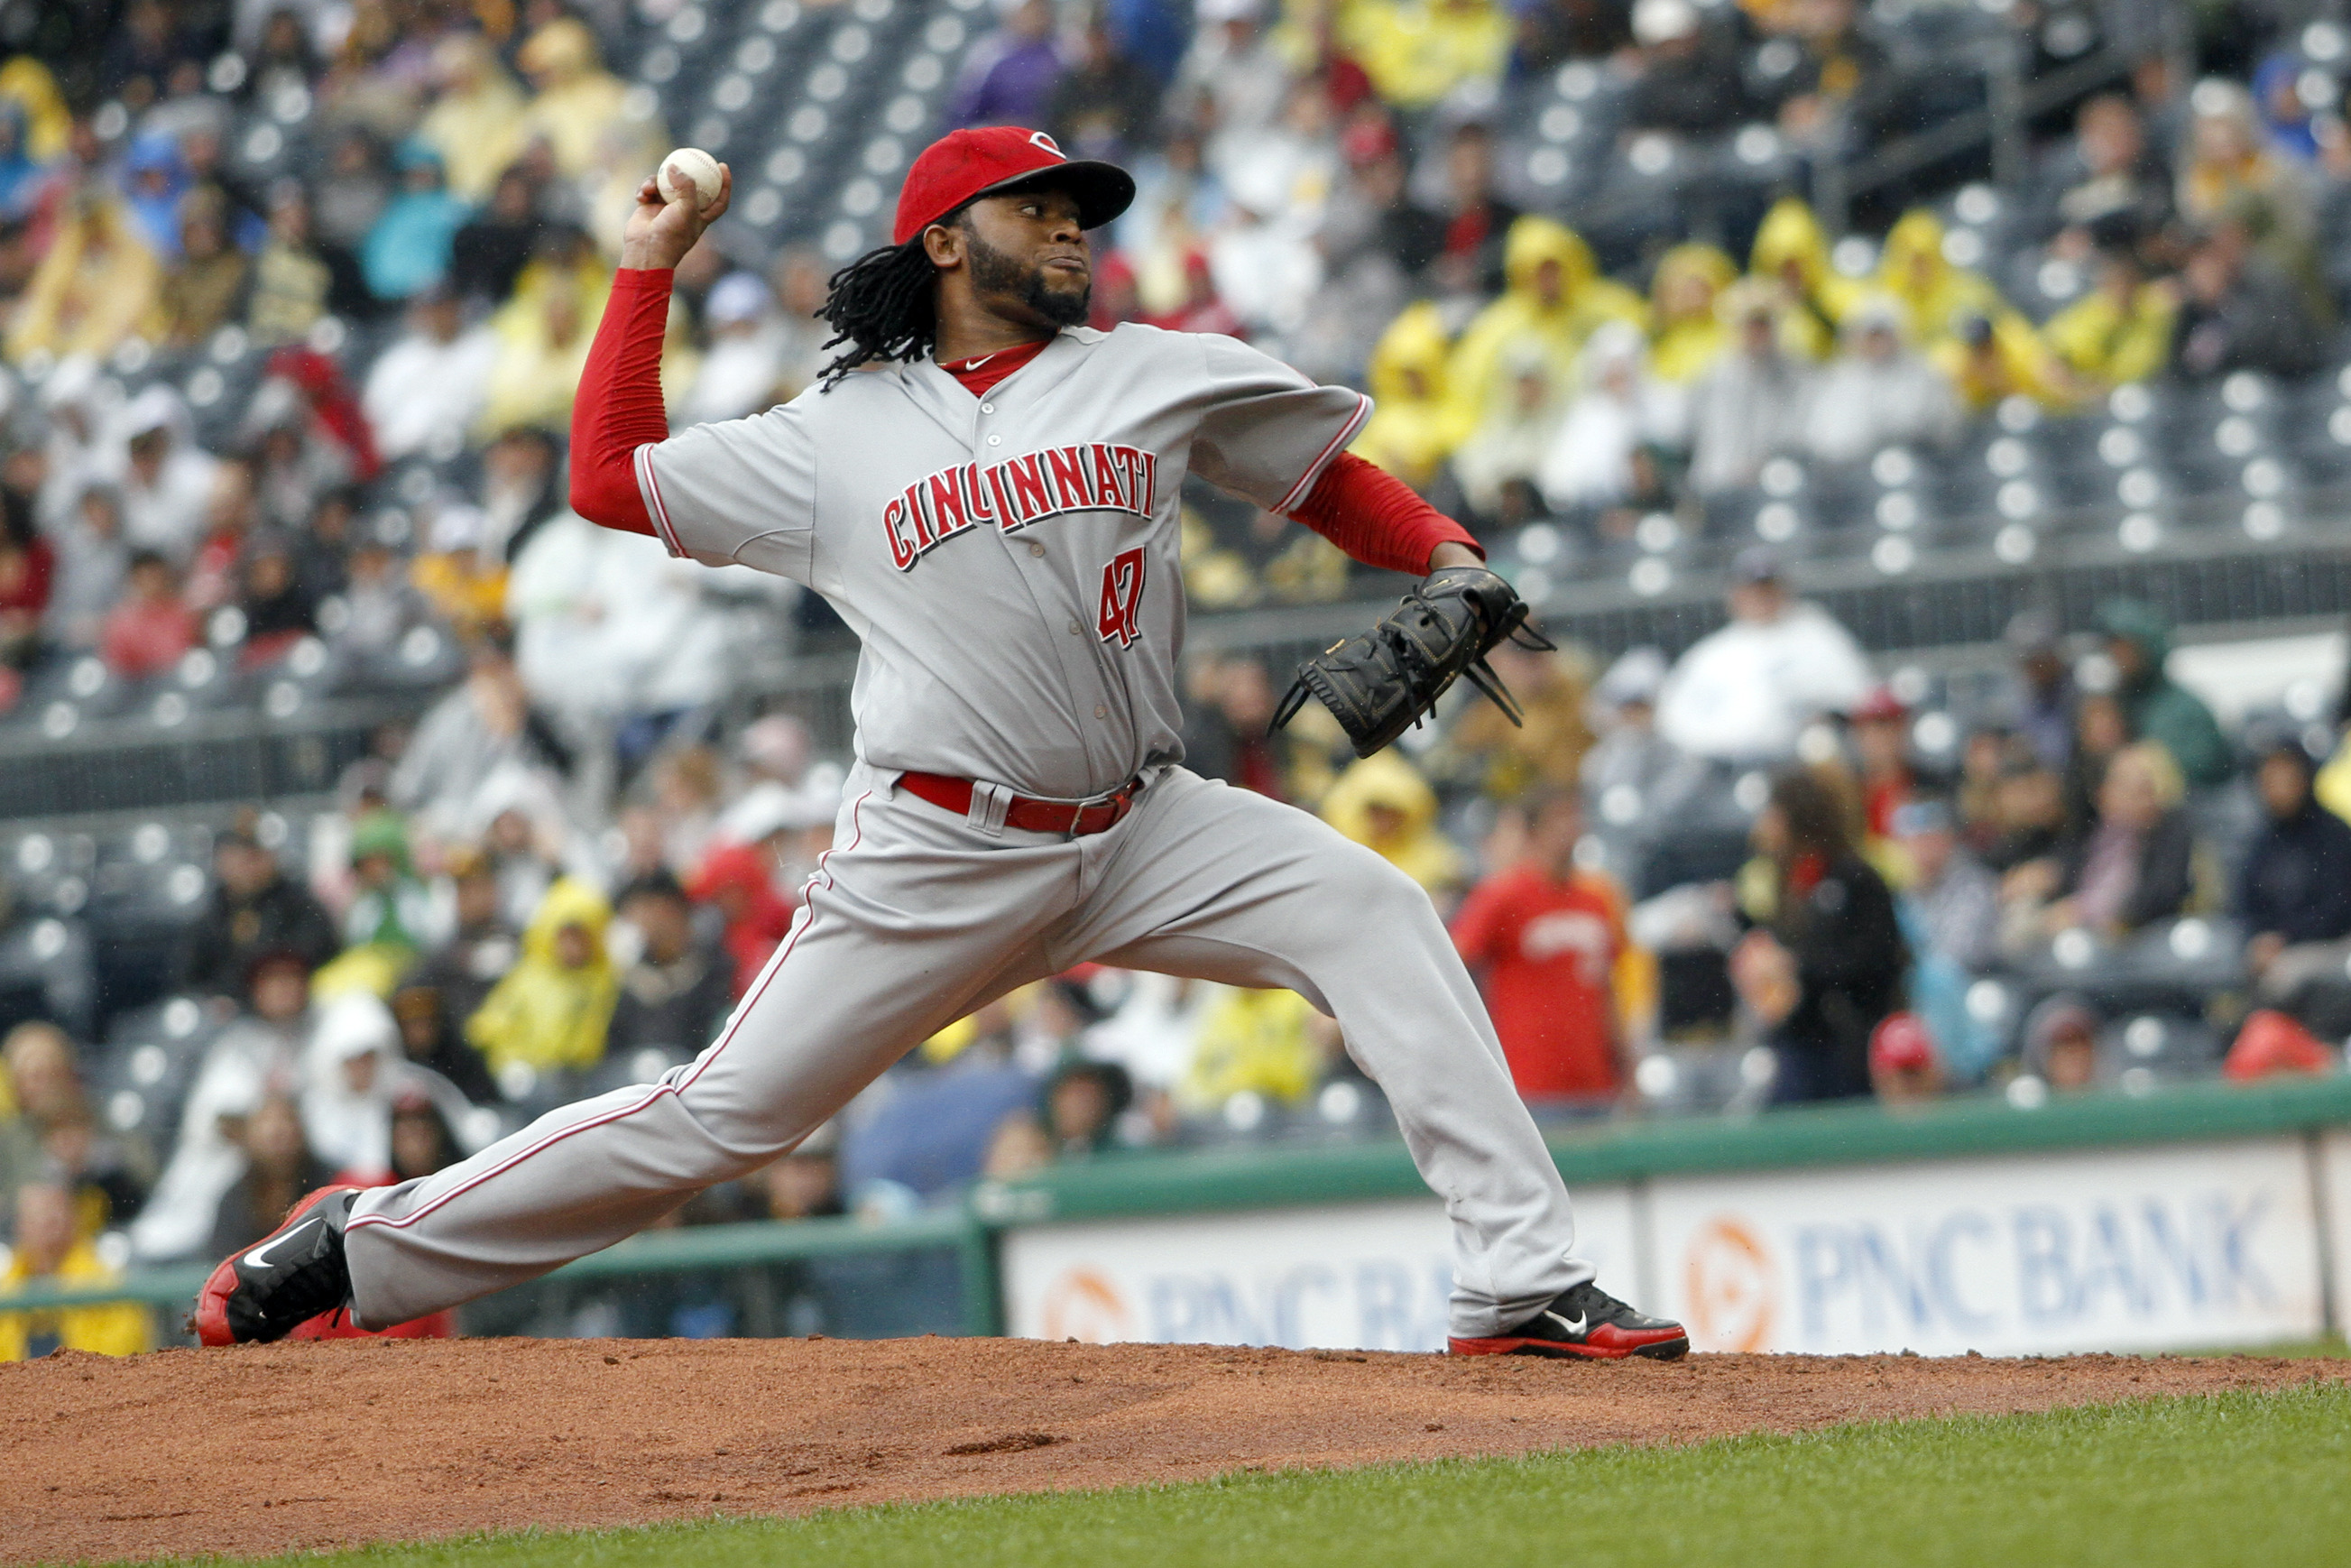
[1098,547,1146,648]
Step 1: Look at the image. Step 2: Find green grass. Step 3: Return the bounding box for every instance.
[115,1384,2351,1568]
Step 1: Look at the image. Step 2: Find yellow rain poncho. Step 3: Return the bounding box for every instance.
[1353,302,1463,490]
[1446,217,1646,437]
[1647,244,1738,383]
[1341,0,1513,110]
[1747,196,1858,360]
[1180,986,1329,1111]
[1875,209,2014,353]
[515,18,633,179]
[1319,750,1463,896]
[2042,280,2179,391]
[466,877,620,1075]
[418,34,527,203]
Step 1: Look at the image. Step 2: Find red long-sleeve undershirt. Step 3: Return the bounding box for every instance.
[567,269,1480,574]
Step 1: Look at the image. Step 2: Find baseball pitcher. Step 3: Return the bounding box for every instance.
[198,126,1687,1361]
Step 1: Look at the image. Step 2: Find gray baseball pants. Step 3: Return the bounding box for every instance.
[345,763,1592,1337]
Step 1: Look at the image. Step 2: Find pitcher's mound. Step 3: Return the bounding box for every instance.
[5,1336,2338,1564]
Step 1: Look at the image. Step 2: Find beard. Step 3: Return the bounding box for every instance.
[963,227,1092,327]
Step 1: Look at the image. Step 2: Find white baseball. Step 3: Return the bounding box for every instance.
[657,147,723,208]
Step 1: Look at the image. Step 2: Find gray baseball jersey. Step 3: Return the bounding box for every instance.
[632,324,1369,799]
[342,323,1602,1346]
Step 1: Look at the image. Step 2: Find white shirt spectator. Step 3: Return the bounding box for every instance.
[106,384,219,561]
[363,294,498,461]
[1656,560,1872,759]
[681,272,790,426]
[1537,320,1685,509]
[1802,297,1960,466]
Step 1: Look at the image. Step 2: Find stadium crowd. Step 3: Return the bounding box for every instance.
[4,0,2351,1351]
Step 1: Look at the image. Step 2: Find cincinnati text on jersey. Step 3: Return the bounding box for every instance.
[883,442,1160,571]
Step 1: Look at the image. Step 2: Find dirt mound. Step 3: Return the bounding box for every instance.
[6,1337,2340,1565]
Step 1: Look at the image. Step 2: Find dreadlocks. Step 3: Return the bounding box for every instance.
[816,232,945,389]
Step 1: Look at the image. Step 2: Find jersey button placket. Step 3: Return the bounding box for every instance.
[1094,705,1108,720]
[1028,541,1046,558]
[987,434,1001,446]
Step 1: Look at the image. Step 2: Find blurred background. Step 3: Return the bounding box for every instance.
[2,0,2351,1360]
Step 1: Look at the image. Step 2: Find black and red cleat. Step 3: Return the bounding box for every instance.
[1448,1280,1691,1360]
[192,1185,363,1347]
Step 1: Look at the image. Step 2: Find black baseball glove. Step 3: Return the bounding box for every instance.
[1271,564,1554,759]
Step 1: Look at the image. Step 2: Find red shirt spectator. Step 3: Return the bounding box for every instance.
[688,842,798,997]
[1452,792,1627,1101]
[99,550,199,679]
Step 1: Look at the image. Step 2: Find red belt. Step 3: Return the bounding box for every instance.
[897,770,1145,836]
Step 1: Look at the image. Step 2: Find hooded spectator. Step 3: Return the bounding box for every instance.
[2020,992,2103,1091]
[1646,244,1736,384]
[515,18,639,179]
[2097,600,2231,787]
[418,33,526,203]
[688,841,799,998]
[301,992,402,1179]
[1747,196,1857,360]
[131,950,316,1261]
[2003,609,2074,772]
[1873,209,2014,356]
[1354,302,1462,493]
[1446,218,1646,440]
[109,384,218,561]
[340,809,436,958]
[1342,0,1513,111]
[1655,549,1871,760]
[362,142,468,304]
[1320,751,1464,900]
[1536,319,1682,513]
[1448,644,1595,799]
[5,187,162,362]
[466,877,620,1079]
[1450,341,1565,526]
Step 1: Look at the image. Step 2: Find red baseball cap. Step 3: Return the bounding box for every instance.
[1868,1012,1939,1075]
[891,125,1135,246]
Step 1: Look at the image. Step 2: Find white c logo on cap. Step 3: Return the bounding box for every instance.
[1028,131,1065,158]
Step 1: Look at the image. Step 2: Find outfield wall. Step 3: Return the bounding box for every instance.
[987,1080,2351,1357]
[17,1079,2351,1358]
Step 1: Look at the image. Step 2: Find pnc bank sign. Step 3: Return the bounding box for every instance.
[1662,1140,2320,1357]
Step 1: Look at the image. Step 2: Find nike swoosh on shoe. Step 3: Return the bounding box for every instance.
[1544,1310,1589,1337]
[243,1216,322,1270]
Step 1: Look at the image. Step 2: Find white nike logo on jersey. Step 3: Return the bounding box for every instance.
[244,1215,322,1271]
[1544,1310,1589,1337]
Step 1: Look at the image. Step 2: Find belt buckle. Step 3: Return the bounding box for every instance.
[1065,776,1138,839]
